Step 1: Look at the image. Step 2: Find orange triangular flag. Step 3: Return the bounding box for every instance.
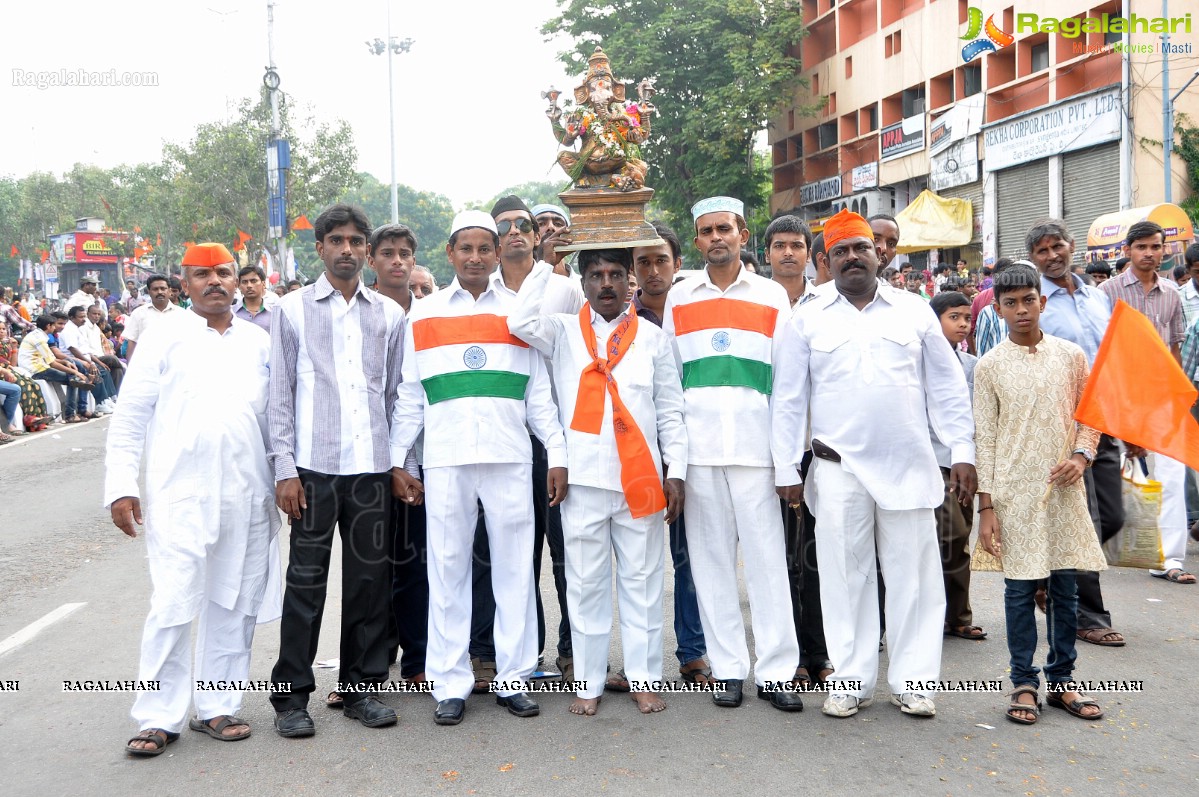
[234,229,252,252]
[1075,300,1199,470]
[9,244,17,257]
[293,215,314,230]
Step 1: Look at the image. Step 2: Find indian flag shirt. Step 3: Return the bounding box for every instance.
[390,278,566,470]
[663,266,796,481]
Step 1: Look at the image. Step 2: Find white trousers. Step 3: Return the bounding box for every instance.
[1148,453,1188,572]
[810,458,945,698]
[424,463,537,701]
[684,465,798,684]
[561,485,664,699]
[131,599,256,732]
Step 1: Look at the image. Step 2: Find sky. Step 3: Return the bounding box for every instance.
[2,0,582,210]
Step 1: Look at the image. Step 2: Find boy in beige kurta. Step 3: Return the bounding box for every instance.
[974,263,1107,726]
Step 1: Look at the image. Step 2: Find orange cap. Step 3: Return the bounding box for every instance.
[181,242,235,268]
[823,208,874,252]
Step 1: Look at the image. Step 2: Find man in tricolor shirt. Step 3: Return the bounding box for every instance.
[661,196,803,712]
[508,249,687,717]
[390,210,568,727]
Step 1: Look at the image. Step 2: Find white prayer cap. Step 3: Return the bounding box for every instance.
[691,196,745,222]
[449,210,498,237]
[531,203,570,225]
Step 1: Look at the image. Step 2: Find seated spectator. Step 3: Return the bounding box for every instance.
[108,322,127,361]
[0,320,51,430]
[58,306,117,414]
[0,290,32,334]
[18,315,91,423]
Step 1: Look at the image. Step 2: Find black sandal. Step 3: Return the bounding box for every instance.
[125,728,179,757]
[326,691,344,709]
[1047,686,1104,720]
[188,715,251,741]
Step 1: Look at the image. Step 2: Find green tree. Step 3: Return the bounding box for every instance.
[338,172,457,286]
[1175,114,1199,226]
[469,180,572,212]
[542,0,809,234]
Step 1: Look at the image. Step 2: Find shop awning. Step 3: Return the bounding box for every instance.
[1086,204,1195,262]
[894,190,973,254]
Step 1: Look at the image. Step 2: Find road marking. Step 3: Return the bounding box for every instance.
[0,602,87,657]
[0,418,107,452]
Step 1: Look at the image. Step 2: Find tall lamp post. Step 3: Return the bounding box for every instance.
[1163,68,1199,205]
[367,7,414,225]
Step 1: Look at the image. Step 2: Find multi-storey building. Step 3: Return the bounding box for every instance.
[770,0,1197,266]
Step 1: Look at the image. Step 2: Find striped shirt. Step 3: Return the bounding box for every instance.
[662,266,797,484]
[268,273,407,481]
[1099,268,1185,348]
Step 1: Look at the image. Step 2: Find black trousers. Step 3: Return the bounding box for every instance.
[786,451,828,667]
[270,470,392,710]
[387,491,429,679]
[470,437,571,661]
[1077,434,1125,629]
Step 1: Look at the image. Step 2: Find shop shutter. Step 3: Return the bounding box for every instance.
[1062,143,1121,254]
[996,160,1050,259]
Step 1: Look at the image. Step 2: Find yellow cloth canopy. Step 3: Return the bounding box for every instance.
[894,190,973,254]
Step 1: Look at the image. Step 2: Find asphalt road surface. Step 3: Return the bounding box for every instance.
[1,420,1197,796]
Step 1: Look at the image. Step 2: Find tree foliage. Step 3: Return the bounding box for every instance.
[1175,114,1199,226]
[542,0,808,234]
[469,180,572,213]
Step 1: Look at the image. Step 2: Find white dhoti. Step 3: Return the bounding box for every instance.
[132,599,256,732]
[424,463,537,701]
[809,458,945,698]
[683,464,798,684]
[1148,453,1189,573]
[561,485,664,699]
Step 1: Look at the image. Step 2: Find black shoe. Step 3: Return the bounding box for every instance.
[435,698,465,726]
[274,708,315,738]
[758,683,804,712]
[496,692,540,717]
[343,696,397,728]
[712,679,744,708]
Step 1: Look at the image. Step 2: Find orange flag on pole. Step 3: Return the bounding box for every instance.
[293,215,314,230]
[1075,300,1199,470]
[234,230,252,252]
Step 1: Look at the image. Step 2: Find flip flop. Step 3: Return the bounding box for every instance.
[1151,568,1196,584]
[188,715,251,741]
[679,659,714,685]
[945,625,987,640]
[1076,628,1125,647]
[125,728,179,757]
[326,691,344,709]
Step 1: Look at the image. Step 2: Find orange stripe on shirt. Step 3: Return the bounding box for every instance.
[672,298,778,337]
[412,314,530,351]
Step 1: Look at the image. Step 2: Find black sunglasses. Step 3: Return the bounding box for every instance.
[496,218,534,235]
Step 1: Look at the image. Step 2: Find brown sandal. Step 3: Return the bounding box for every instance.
[1076,628,1125,647]
[1005,685,1041,725]
[325,690,344,709]
[1047,686,1104,720]
[188,715,251,741]
[472,656,497,694]
[605,669,630,692]
[679,658,714,685]
[125,728,179,757]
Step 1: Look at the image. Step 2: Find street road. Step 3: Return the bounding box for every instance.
[1,420,1197,796]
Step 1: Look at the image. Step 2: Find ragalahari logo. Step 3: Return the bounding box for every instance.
[961,7,1015,62]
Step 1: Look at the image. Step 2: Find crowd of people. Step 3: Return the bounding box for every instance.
[5,196,1192,757]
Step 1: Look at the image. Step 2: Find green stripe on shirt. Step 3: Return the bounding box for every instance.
[422,370,529,404]
[682,355,772,395]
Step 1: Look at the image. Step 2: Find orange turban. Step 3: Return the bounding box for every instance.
[181,242,235,267]
[823,208,874,252]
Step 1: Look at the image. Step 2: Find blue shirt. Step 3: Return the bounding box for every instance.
[1039,273,1111,365]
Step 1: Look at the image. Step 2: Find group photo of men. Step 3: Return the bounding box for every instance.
[99,191,1196,758]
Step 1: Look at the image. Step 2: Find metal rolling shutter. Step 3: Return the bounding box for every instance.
[940,180,983,243]
[1062,143,1121,252]
[996,160,1050,258]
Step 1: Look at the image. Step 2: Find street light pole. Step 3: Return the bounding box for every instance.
[1164,67,1199,205]
[367,6,414,225]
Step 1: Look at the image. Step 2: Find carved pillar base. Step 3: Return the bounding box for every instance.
[555,186,664,252]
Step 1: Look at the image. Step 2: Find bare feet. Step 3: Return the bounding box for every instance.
[631,693,666,713]
[569,696,600,716]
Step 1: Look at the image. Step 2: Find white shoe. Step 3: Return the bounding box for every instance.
[93,403,113,415]
[100,399,117,411]
[891,692,936,716]
[822,694,872,717]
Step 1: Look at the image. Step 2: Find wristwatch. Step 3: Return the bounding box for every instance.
[1071,448,1094,466]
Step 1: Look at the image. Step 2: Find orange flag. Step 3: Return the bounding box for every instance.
[9,244,17,257]
[233,229,252,252]
[1075,300,1199,470]
[293,215,314,230]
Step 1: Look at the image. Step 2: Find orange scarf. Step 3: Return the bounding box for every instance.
[570,306,666,518]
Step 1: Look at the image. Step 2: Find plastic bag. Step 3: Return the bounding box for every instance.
[1103,457,1165,569]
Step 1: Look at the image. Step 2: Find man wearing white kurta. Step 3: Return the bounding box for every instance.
[772,209,976,719]
[390,211,568,726]
[509,253,687,716]
[105,243,279,756]
[661,196,802,712]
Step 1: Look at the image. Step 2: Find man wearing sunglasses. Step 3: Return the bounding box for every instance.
[462,196,584,690]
